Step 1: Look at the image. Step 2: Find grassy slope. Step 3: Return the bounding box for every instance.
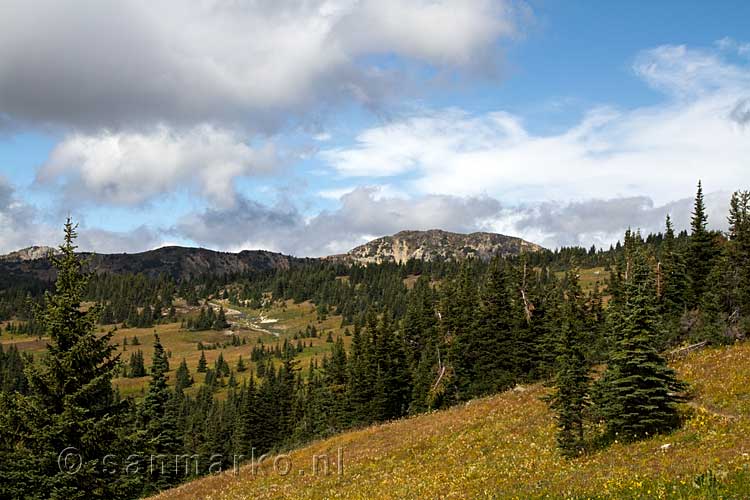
[151,342,750,500]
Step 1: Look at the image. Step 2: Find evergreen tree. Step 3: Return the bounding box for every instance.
[659,215,687,318]
[597,232,686,441]
[139,334,180,492]
[197,351,208,373]
[686,181,718,308]
[727,191,750,322]
[452,258,516,399]
[546,271,590,457]
[0,219,132,499]
[128,350,146,378]
[0,344,28,394]
[236,355,248,372]
[175,358,193,390]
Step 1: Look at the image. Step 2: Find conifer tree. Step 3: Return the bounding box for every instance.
[597,232,686,441]
[236,355,247,373]
[686,181,718,308]
[453,258,516,399]
[140,334,180,492]
[175,358,193,390]
[546,271,590,457]
[128,350,146,378]
[197,351,208,373]
[659,215,687,317]
[443,264,480,401]
[727,190,750,321]
[0,218,132,499]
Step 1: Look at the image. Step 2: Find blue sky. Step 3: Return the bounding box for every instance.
[1,1,749,256]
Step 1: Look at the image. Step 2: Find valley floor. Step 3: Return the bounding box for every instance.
[150,341,750,499]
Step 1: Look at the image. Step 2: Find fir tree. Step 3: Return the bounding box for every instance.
[0,218,132,499]
[597,232,687,442]
[727,191,750,321]
[453,258,516,399]
[197,351,208,373]
[686,181,718,308]
[128,350,146,378]
[236,355,248,372]
[659,215,688,317]
[546,271,591,457]
[175,358,193,390]
[139,334,180,492]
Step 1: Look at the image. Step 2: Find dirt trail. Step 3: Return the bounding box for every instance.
[209,302,280,337]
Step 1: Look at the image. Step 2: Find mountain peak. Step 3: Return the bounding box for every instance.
[0,245,60,262]
[344,229,543,264]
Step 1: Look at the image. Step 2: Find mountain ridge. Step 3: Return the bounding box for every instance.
[0,245,301,282]
[0,229,543,280]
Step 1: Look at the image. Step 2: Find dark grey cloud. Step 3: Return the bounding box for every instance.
[0,177,48,253]
[175,187,503,256]
[730,98,750,125]
[515,191,732,248]
[0,0,520,132]
[175,197,301,251]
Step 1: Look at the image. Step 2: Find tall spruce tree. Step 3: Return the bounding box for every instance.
[686,181,718,308]
[0,219,132,499]
[139,334,180,493]
[546,271,591,457]
[197,350,208,373]
[727,190,750,321]
[597,232,686,441]
[659,215,687,317]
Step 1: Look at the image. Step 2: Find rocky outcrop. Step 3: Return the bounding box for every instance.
[0,246,60,261]
[341,229,543,264]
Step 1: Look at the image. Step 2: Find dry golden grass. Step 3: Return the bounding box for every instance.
[149,342,750,500]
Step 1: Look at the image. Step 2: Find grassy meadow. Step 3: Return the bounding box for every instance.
[0,299,353,399]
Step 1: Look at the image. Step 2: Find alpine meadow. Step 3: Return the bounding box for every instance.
[1,1,750,499]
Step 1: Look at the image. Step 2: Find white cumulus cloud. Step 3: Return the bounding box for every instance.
[37,125,279,207]
[321,44,750,206]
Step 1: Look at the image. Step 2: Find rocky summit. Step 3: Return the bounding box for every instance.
[342,229,543,264]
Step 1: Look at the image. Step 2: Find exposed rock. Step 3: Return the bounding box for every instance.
[337,229,543,264]
[0,246,60,261]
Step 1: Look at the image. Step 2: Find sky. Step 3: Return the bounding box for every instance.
[1,0,749,256]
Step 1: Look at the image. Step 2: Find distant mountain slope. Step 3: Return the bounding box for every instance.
[341,229,543,264]
[0,246,300,282]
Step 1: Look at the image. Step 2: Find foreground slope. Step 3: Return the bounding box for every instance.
[151,342,750,499]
